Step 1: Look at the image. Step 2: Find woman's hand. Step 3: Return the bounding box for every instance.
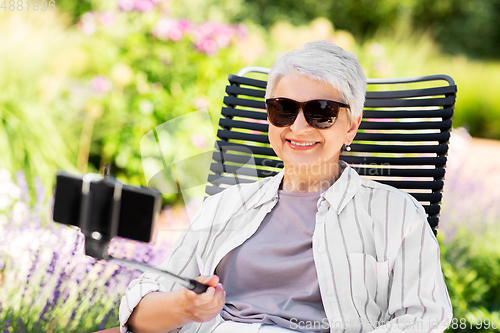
[181,275,226,323]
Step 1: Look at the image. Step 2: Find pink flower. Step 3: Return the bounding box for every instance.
[99,11,116,27]
[213,25,232,48]
[78,20,96,35]
[177,19,193,33]
[118,0,134,11]
[233,24,248,39]
[152,18,192,42]
[194,97,209,110]
[191,134,207,148]
[77,12,96,35]
[91,75,112,94]
[134,0,156,12]
[196,36,218,56]
[151,18,171,40]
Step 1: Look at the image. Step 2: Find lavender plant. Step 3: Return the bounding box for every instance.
[0,169,177,332]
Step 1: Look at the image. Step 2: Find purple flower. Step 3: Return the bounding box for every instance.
[34,176,45,204]
[91,75,113,94]
[3,319,10,333]
[15,171,30,203]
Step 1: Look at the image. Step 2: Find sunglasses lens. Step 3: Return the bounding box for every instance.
[267,99,297,127]
[304,100,339,129]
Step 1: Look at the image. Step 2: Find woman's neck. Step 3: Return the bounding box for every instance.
[280,161,343,192]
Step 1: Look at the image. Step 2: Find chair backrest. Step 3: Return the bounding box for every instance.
[206,67,456,235]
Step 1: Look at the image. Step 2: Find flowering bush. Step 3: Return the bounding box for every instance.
[0,169,185,332]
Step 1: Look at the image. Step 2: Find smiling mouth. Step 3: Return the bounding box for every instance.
[287,140,319,147]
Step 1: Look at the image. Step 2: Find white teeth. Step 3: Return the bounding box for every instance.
[290,141,316,146]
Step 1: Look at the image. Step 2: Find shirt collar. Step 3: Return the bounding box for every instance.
[252,160,361,214]
[321,161,362,215]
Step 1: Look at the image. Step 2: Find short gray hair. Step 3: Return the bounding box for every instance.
[265,40,367,122]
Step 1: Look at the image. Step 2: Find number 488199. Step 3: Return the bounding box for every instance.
[1,0,56,11]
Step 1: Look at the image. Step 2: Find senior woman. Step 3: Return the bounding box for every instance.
[119,41,452,333]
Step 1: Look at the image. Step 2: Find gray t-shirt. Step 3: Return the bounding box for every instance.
[215,189,328,332]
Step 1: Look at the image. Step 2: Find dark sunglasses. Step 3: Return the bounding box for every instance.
[266,97,350,129]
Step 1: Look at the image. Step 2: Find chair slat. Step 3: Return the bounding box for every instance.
[358,119,452,130]
[219,118,268,132]
[221,107,267,120]
[218,129,269,144]
[364,96,455,108]
[408,192,442,202]
[366,85,457,99]
[215,141,276,157]
[348,143,448,154]
[210,163,278,178]
[355,167,445,178]
[208,175,256,185]
[228,74,267,88]
[377,180,444,190]
[224,96,266,109]
[353,132,450,142]
[212,151,284,168]
[341,156,447,166]
[226,85,266,98]
[422,204,441,215]
[206,185,226,196]
[362,108,454,119]
[428,216,439,228]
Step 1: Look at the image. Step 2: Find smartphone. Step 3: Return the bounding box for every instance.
[52,171,161,243]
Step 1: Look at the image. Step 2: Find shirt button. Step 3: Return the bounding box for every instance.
[317,245,325,253]
[327,289,335,297]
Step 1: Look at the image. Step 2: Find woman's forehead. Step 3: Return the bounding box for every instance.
[272,74,341,101]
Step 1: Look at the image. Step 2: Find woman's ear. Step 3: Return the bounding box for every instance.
[346,115,362,144]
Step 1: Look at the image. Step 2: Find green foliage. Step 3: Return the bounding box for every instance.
[440,227,500,332]
[0,11,80,202]
[238,0,500,60]
[410,0,500,60]
[62,4,252,206]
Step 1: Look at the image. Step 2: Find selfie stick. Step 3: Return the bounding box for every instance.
[77,167,208,294]
[109,258,209,294]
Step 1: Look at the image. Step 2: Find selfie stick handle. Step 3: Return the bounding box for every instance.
[187,279,209,294]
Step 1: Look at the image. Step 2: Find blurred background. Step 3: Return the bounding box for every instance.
[0,0,499,331]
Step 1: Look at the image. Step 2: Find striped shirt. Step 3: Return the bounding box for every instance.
[119,161,452,333]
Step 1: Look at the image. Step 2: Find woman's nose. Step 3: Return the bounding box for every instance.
[290,109,313,133]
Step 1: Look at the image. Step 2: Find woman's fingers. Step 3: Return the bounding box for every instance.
[182,276,226,322]
[196,275,219,287]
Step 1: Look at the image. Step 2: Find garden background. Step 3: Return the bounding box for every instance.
[1,0,500,331]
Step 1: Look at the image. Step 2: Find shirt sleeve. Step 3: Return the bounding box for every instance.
[372,202,453,332]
